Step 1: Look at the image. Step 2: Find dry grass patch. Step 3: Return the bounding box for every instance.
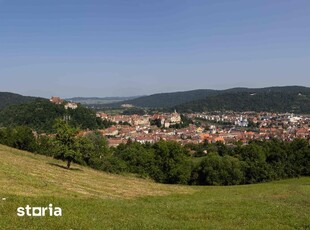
[0,145,193,199]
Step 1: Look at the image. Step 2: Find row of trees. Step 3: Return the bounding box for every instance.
[0,121,309,185]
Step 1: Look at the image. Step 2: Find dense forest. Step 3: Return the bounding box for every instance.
[107,89,218,108]
[106,86,310,111]
[174,90,310,113]
[0,99,114,133]
[0,123,309,186]
[0,92,39,109]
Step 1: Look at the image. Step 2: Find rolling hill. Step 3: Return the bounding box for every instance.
[66,96,141,105]
[106,89,218,108]
[0,98,111,133]
[106,86,310,113]
[175,87,310,113]
[0,144,309,229]
[0,92,39,109]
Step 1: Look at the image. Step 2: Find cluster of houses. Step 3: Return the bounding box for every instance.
[50,97,78,110]
[93,111,310,147]
[48,97,310,147]
[96,111,182,128]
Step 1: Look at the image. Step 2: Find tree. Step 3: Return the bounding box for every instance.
[0,126,37,152]
[191,153,244,185]
[117,142,156,177]
[53,119,81,169]
[239,143,271,184]
[81,132,110,166]
[152,141,191,184]
[12,126,37,152]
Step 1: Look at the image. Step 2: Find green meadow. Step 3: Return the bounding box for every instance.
[0,144,309,230]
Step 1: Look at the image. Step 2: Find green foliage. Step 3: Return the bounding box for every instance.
[0,99,113,133]
[0,99,66,133]
[108,89,217,108]
[11,126,37,152]
[285,138,310,177]
[152,141,192,184]
[175,88,310,113]
[122,108,146,115]
[191,153,244,185]
[0,126,37,152]
[0,92,38,109]
[36,135,54,157]
[112,141,192,184]
[107,86,310,112]
[0,118,309,185]
[67,106,97,130]
[116,142,156,177]
[52,119,81,169]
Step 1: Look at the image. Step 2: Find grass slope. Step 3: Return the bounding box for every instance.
[0,144,309,230]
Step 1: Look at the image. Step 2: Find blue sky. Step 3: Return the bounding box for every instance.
[0,0,309,98]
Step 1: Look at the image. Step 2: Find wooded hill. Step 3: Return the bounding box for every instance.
[107,86,310,113]
[0,99,113,133]
[107,89,217,108]
[174,87,310,113]
[66,96,140,105]
[0,92,39,109]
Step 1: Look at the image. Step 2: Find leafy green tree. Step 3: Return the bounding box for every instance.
[53,119,81,169]
[152,141,191,184]
[239,143,271,184]
[116,142,156,177]
[0,127,14,146]
[81,132,110,165]
[11,126,37,152]
[191,153,244,185]
[0,126,37,152]
[36,135,54,156]
[286,139,310,177]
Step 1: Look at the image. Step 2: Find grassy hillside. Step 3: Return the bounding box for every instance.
[0,144,309,229]
[0,92,39,109]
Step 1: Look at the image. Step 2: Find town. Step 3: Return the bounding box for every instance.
[96,109,310,147]
[49,96,310,147]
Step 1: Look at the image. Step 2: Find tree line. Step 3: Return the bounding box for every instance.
[0,121,309,185]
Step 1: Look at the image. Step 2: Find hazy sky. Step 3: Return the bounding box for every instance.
[0,0,309,98]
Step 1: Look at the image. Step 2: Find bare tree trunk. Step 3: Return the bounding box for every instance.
[67,159,71,169]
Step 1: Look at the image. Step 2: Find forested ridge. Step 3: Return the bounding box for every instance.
[174,90,310,113]
[0,99,113,133]
[0,92,39,109]
[106,86,310,113]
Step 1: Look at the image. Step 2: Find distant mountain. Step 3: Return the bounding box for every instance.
[174,86,310,113]
[0,92,39,109]
[106,89,218,108]
[106,86,310,113]
[66,96,141,105]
